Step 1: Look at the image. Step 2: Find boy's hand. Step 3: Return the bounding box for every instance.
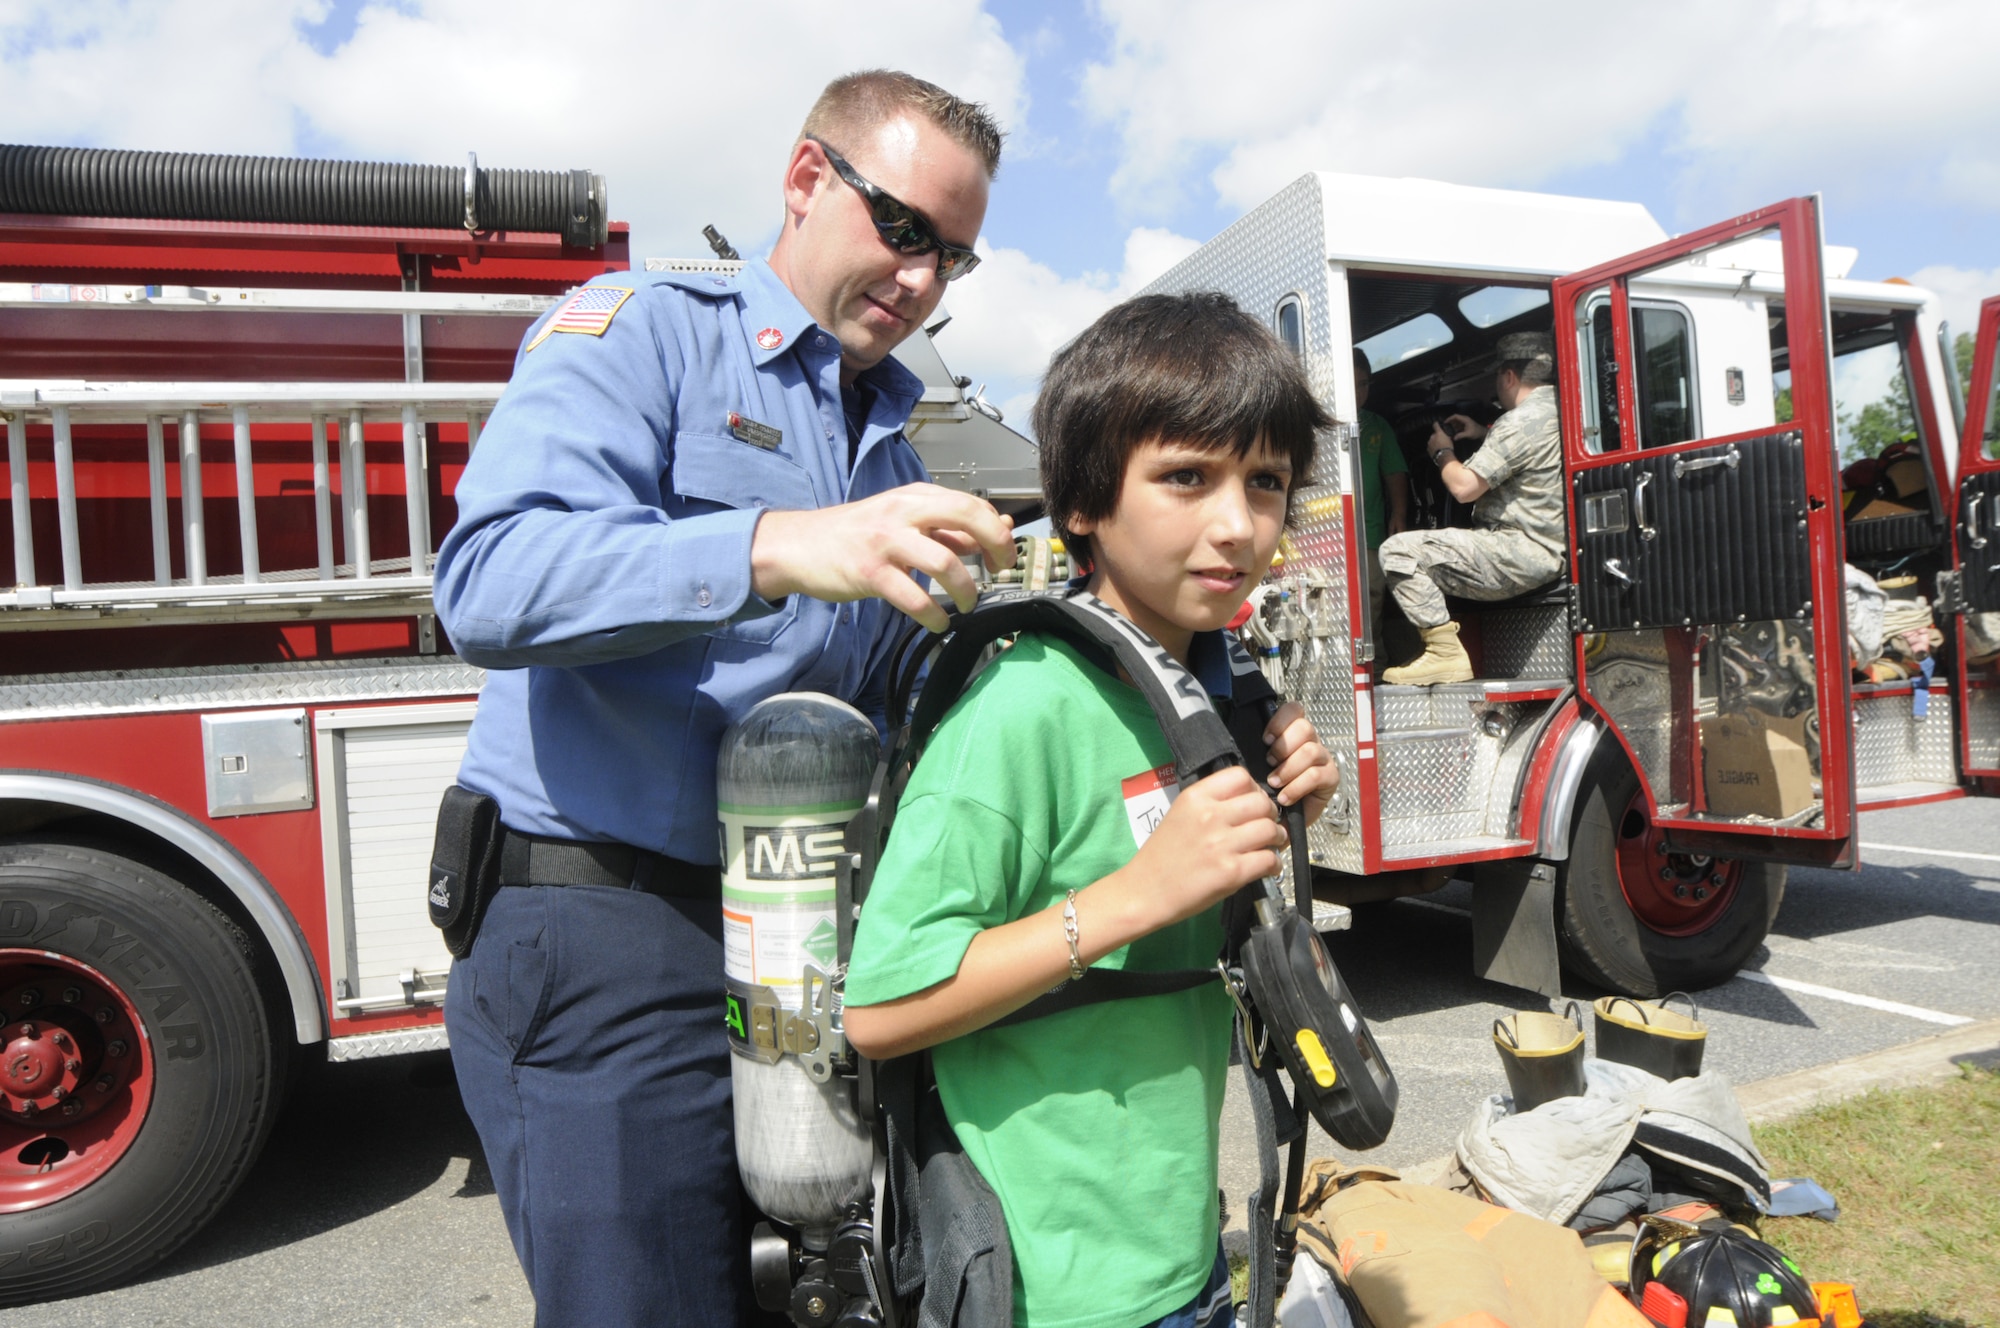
[1263,700,1338,826]
[1119,767,1285,928]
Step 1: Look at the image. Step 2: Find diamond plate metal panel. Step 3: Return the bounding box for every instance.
[1852,691,1958,788]
[1375,682,1486,734]
[1377,729,1503,848]
[0,656,485,722]
[1281,488,1362,872]
[1483,711,1543,838]
[326,1023,450,1061]
[1481,604,1574,680]
[1968,684,2000,771]
[1141,175,1340,409]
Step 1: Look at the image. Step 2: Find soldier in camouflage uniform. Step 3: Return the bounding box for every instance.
[1379,331,1566,685]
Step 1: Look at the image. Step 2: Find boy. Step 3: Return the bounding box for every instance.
[843,293,1340,1328]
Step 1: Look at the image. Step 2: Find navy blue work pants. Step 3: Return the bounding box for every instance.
[447,881,748,1326]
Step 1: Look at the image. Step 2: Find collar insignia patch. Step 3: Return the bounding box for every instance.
[756,327,784,351]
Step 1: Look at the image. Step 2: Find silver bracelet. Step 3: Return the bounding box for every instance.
[1062,889,1084,981]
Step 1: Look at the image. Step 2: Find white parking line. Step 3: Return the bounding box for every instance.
[1737,970,1972,1026]
[1861,842,2000,865]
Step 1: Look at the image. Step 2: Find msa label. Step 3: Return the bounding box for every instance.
[743,824,845,880]
[1121,763,1181,848]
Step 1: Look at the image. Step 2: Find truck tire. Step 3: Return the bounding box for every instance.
[0,841,278,1304]
[1556,748,1785,997]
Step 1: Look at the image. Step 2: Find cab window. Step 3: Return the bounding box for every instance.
[1987,357,2000,460]
[1459,286,1549,328]
[1357,312,1451,371]
[1830,333,1918,467]
[1584,299,1698,450]
[1274,296,1304,358]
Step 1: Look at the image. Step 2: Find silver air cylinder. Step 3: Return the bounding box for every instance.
[718,693,877,1244]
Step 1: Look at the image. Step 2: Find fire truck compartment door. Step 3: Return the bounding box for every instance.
[315,702,474,1015]
[1553,197,1854,855]
[1954,294,2000,778]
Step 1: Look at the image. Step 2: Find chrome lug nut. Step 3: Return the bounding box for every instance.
[106,1040,127,1057]
[61,1100,81,1117]
[93,1077,113,1094]
[93,1008,113,1025]
[18,990,40,1009]
[60,988,81,1005]
[64,1059,80,1074]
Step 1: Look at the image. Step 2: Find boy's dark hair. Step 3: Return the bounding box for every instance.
[1034,291,1330,568]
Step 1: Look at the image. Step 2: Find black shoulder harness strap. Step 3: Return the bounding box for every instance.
[906,586,1273,786]
[886,587,1278,1031]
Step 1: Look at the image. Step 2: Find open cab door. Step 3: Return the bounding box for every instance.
[1552,198,1856,869]
[1953,295,2000,785]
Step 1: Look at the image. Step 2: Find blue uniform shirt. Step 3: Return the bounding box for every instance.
[436,260,931,862]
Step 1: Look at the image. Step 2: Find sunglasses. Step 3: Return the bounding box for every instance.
[808,137,981,283]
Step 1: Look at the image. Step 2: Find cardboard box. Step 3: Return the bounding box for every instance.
[1701,712,1815,819]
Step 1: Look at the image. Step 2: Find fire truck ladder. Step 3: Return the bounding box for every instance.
[0,284,556,629]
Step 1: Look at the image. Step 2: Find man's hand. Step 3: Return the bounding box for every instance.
[1443,412,1487,442]
[751,484,1016,632]
[1111,767,1285,931]
[1263,700,1338,826]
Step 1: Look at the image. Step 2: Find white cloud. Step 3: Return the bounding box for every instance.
[934,225,1200,427]
[1079,0,2000,224]
[0,0,1028,264]
[1908,265,2000,344]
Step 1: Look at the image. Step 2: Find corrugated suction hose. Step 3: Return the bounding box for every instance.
[0,144,608,248]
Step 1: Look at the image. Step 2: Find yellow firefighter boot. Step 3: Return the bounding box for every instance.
[1383,622,1474,686]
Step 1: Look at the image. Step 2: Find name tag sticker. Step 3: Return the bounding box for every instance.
[728,412,783,451]
[1122,763,1181,848]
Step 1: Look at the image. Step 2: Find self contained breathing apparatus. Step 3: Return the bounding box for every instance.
[720,584,1398,1328]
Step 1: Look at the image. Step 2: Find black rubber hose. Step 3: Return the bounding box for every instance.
[0,144,608,248]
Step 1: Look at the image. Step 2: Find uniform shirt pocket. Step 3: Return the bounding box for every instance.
[669,431,820,644]
[670,431,818,512]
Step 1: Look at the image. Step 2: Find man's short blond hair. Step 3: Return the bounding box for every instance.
[800,70,1004,179]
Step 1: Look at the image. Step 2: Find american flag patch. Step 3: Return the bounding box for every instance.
[526,286,634,352]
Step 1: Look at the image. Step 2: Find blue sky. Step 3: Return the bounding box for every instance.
[4,0,1997,420]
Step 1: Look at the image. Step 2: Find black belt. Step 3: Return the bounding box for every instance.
[497,827,719,900]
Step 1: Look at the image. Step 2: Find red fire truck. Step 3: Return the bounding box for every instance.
[1143,177,2000,1002]
[0,146,1039,1302]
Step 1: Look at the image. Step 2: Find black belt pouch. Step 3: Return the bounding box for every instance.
[428,785,505,958]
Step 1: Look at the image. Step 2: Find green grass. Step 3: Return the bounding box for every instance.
[1753,1064,2000,1328]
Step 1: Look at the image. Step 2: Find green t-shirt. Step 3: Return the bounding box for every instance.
[1359,408,1408,550]
[846,633,1233,1328]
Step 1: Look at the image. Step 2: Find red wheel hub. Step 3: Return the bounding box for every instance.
[0,952,155,1211]
[1613,791,1742,937]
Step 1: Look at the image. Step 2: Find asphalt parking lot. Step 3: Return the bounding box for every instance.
[7,797,1998,1328]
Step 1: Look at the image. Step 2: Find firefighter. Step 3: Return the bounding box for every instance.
[1378,331,1565,685]
[431,71,1012,1328]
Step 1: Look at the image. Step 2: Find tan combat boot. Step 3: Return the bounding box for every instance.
[1383,622,1474,686]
